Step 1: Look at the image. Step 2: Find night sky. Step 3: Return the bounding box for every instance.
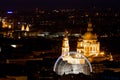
[0,0,120,10]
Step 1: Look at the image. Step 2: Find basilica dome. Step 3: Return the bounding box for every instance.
[83,32,97,40]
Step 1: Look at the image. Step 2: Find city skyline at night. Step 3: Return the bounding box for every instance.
[0,0,120,80]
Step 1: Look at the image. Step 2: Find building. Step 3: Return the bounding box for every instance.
[59,21,114,75]
[62,31,70,55]
[77,21,100,57]
[62,21,113,62]
[53,52,92,75]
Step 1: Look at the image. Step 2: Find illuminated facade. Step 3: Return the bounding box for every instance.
[2,19,8,28]
[54,52,92,75]
[77,21,100,57]
[61,21,113,62]
[62,31,69,55]
[2,18,12,29]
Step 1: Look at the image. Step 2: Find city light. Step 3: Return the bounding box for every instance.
[11,45,17,48]
[7,11,13,14]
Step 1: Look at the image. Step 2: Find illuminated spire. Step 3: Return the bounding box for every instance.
[26,25,30,31]
[21,24,25,31]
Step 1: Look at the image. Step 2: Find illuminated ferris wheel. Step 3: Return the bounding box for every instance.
[53,51,92,75]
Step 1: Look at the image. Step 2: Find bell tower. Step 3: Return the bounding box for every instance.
[77,33,83,54]
[62,31,69,55]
